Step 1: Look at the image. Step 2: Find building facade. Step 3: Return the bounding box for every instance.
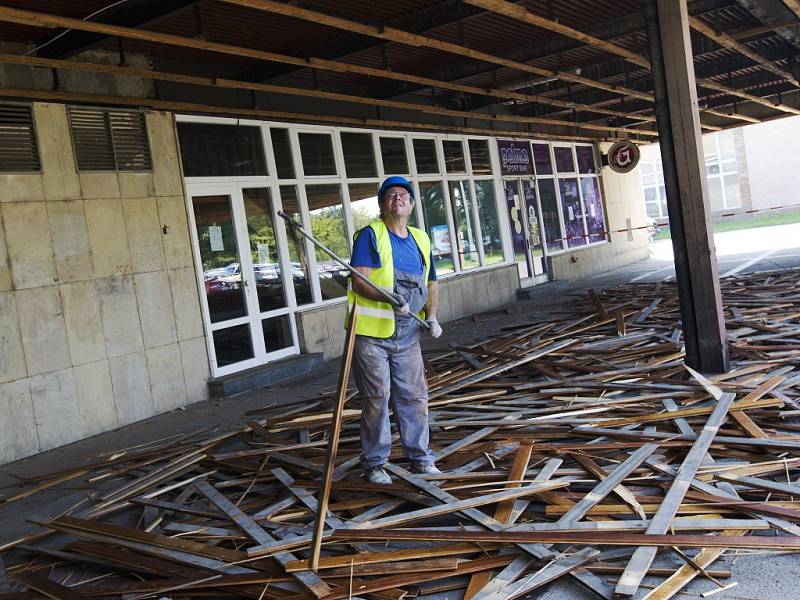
[0,101,649,465]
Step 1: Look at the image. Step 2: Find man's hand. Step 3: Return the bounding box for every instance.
[425,318,442,338]
[389,292,410,315]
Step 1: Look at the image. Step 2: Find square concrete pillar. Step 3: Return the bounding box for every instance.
[47,200,93,284]
[146,343,188,413]
[16,286,72,377]
[118,172,155,199]
[123,196,166,273]
[2,202,57,289]
[34,103,82,202]
[147,112,184,197]
[134,271,178,349]
[0,379,39,463]
[157,195,193,269]
[109,351,154,427]
[30,368,82,451]
[97,275,144,358]
[0,174,45,203]
[85,197,132,278]
[80,173,121,200]
[0,292,27,384]
[74,360,118,437]
[60,281,106,366]
[180,336,210,404]
[168,266,205,340]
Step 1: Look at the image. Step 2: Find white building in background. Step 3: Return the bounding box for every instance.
[640,116,800,222]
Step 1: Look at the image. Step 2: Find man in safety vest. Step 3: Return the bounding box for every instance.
[348,175,443,484]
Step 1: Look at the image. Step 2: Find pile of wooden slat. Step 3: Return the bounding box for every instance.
[4,268,800,599]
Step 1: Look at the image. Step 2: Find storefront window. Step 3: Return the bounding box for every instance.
[271,128,295,179]
[537,179,563,253]
[349,183,381,232]
[559,178,586,248]
[305,184,349,300]
[279,186,313,306]
[178,123,267,177]
[413,139,439,174]
[341,132,377,178]
[474,180,502,264]
[448,180,480,270]
[532,143,553,176]
[468,140,492,175]
[554,146,575,174]
[443,140,466,174]
[243,188,287,312]
[380,137,409,174]
[576,145,597,174]
[580,178,606,243]
[299,132,337,176]
[419,181,453,275]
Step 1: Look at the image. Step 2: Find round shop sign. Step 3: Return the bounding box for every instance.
[607,140,640,173]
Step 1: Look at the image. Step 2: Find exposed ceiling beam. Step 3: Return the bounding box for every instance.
[36,0,204,59]
[782,0,800,18]
[736,0,800,48]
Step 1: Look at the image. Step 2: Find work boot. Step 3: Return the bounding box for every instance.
[364,465,393,485]
[410,462,442,475]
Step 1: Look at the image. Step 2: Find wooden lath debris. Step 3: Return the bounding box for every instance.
[3,268,800,599]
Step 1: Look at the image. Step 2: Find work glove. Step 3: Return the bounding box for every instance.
[388,292,410,315]
[425,318,442,338]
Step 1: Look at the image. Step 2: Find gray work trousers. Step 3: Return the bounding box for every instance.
[353,317,435,469]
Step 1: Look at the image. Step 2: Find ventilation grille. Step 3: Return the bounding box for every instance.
[0,105,41,172]
[69,107,152,171]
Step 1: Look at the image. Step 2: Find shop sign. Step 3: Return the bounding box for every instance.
[497,140,532,175]
[607,140,640,173]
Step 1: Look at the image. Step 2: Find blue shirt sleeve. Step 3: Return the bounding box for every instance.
[350,227,381,268]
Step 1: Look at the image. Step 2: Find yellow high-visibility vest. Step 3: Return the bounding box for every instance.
[346,220,431,338]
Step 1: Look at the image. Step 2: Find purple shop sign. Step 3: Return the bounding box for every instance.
[497,140,532,175]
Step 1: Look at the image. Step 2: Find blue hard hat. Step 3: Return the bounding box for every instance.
[378,176,414,202]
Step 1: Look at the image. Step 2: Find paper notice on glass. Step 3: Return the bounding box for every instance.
[257,243,270,264]
[590,204,596,218]
[209,226,224,251]
[567,206,575,221]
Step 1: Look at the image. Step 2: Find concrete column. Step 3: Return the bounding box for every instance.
[645,0,729,374]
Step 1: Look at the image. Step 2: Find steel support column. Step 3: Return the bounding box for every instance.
[645,0,729,373]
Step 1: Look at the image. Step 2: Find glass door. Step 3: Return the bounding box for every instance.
[521,179,547,277]
[188,182,299,377]
[504,179,531,280]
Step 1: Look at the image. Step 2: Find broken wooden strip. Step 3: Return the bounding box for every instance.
[615,392,736,597]
[331,529,800,549]
[12,572,89,600]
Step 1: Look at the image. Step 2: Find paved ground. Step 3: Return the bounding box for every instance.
[2,222,800,599]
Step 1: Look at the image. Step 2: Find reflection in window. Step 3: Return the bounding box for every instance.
[576,145,597,174]
[413,139,439,174]
[271,128,295,179]
[559,178,586,248]
[380,137,409,174]
[341,132,377,178]
[554,147,575,173]
[193,195,247,323]
[443,140,466,173]
[213,324,254,367]
[279,186,313,306]
[299,133,337,176]
[538,179,563,253]
[306,184,349,300]
[474,180,502,264]
[262,315,293,353]
[532,143,553,175]
[178,123,267,177]
[468,140,492,175]
[349,183,381,233]
[448,180,480,270]
[419,182,453,275]
[243,188,287,313]
[580,178,606,243]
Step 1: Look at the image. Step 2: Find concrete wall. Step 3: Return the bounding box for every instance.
[296,263,520,360]
[549,147,650,281]
[742,117,800,212]
[0,103,210,465]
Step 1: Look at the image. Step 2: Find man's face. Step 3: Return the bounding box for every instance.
[381,186,414,218]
